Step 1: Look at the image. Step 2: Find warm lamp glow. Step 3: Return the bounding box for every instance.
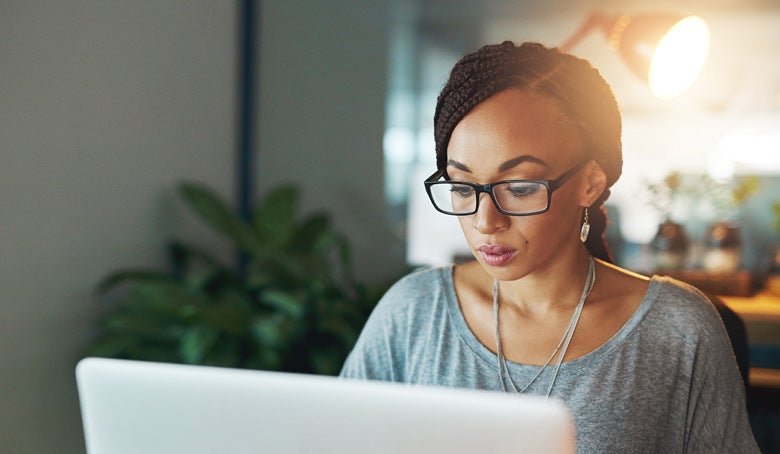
[648,16,710,99]
[560,12,710,99]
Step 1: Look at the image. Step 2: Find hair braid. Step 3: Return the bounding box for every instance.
[585,189,613,263]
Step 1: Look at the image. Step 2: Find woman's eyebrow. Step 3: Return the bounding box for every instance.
[447,155,548,174]
[497,155,548,172]
[446,159,471,172]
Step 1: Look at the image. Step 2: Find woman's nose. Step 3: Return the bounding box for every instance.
[472,193,510,233]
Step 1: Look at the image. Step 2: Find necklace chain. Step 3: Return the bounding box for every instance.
[493,256,596,397]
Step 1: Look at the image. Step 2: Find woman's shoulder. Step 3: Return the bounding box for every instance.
[596,260,715,322]
[371,265,454,314]
[594,262,723,340]
[644,275,725,334]
[386,265,453,294]
[648,275,715,311]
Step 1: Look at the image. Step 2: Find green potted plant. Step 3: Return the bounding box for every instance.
[644,172,691,270]
[84,182,394,375]
[700,175,759,272]
[643,172,760,272]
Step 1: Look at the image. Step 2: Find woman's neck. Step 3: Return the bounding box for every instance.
[495,250,594,316]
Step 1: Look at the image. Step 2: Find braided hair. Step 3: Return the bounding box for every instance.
[433,41,622,263]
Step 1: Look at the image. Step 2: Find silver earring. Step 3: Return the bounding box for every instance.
[580,207,590,243]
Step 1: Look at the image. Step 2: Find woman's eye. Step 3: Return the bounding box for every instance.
[449,185,475,198]
[506,183,541,198]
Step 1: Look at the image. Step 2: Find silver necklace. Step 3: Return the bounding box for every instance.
[493,256,595,397]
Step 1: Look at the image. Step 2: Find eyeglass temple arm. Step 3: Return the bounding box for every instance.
[549,160,589,191]
[424,169,447,182]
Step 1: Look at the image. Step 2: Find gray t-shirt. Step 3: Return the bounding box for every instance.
[340,266,759,453]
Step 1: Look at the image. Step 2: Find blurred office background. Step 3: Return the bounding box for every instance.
[2,1,778,452]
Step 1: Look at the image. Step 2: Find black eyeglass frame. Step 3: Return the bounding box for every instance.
[423,159,590,216]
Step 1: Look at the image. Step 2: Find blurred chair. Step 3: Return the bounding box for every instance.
[706,293,750,397]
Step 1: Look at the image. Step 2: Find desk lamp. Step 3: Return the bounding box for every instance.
[560,12,710,99]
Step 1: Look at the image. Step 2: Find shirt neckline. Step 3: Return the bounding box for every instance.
[439,265,661,372]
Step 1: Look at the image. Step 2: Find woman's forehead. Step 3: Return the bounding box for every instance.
[446,90,583,170]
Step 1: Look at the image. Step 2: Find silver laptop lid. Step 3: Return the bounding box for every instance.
[76,357,575,454]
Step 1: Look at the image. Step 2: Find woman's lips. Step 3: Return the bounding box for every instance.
[477,245,518,267]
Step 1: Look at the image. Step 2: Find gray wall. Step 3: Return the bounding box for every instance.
[1,2,237,452]
[257,0,405,283]
[1,1,401,452]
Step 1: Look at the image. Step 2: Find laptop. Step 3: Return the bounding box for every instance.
[76,357,575,454]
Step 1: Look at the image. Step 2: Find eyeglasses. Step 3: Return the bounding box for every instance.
[424,160,589,216]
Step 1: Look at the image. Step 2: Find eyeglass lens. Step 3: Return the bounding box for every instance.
[429,181,549,215]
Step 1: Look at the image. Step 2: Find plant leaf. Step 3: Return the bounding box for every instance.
[252,185,298,249]
[250,314,287,347]
[96,270,174,295]
[179,181,255,250]
[180,326,219,364]
[261,289,305,318]
[168,240,223,274]
[294,213,331,253]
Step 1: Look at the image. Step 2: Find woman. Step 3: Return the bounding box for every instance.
[341,41,758,453]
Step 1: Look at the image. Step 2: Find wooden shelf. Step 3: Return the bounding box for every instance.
[750,367,780,389]
[660,269,753,296]
[720,292,780,324]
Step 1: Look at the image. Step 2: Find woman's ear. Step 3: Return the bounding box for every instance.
[580,161,607,206]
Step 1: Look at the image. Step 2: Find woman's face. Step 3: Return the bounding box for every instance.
[446,89,593,281]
